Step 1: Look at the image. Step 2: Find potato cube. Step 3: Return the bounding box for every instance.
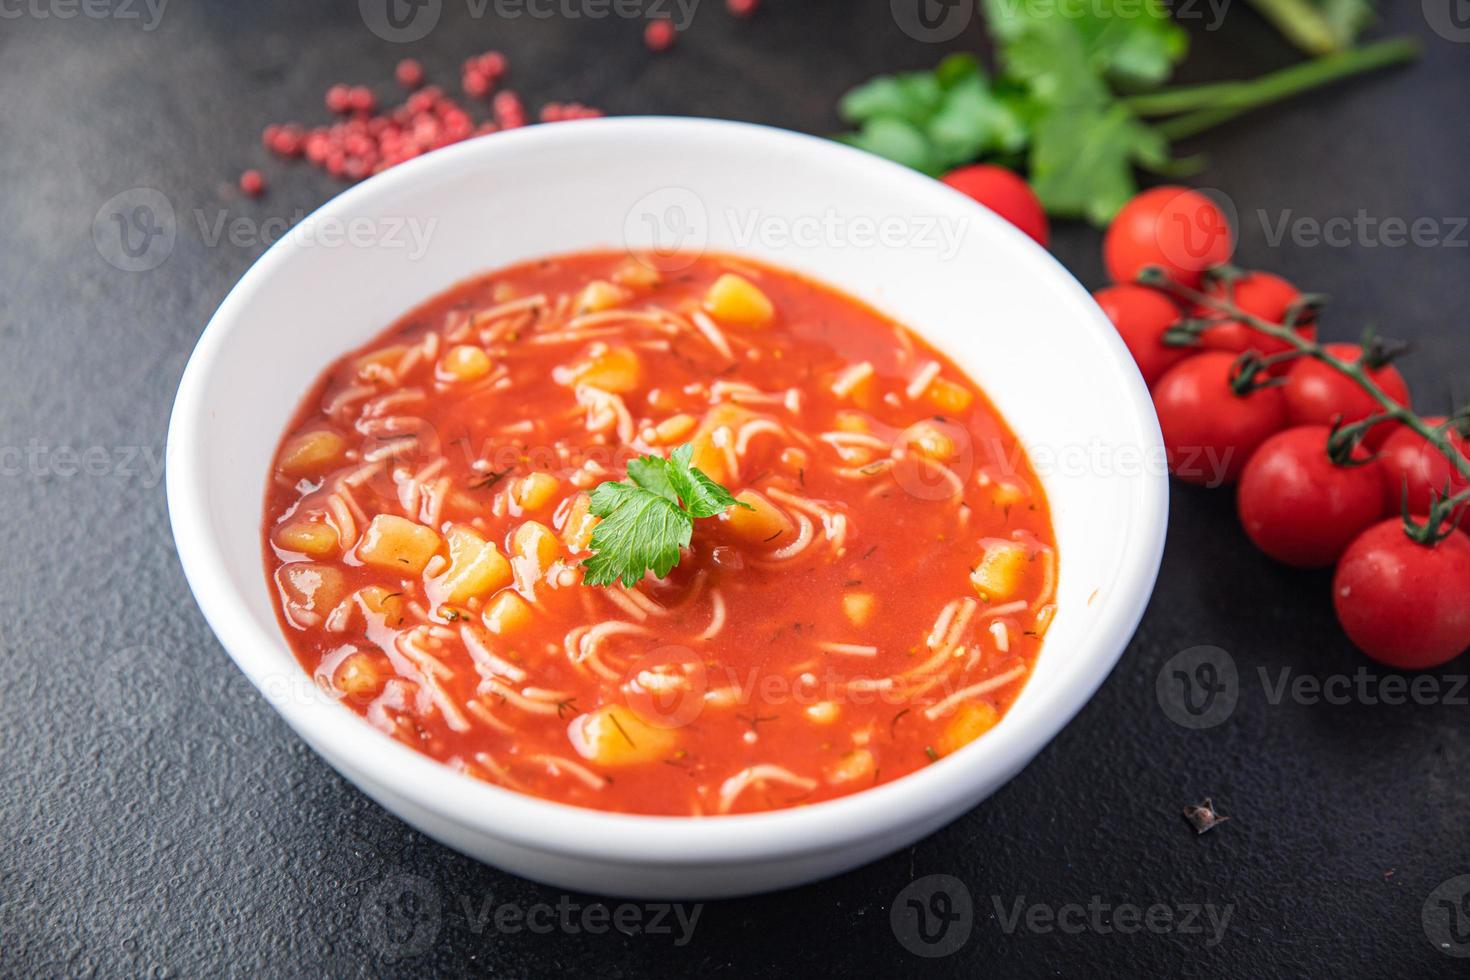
[927,377,975,415]
[969,539,1030,602]
[278,429,346,478]
[843,592,875,627]
[651,413,697,445]
[566,345,642,393]
[513,520,560,570]
[575,280,632,314]
[355,585,407,624]
[438,345,492,382]
[805,701,841,725]
[431,525,512,604]
[703,273,774,327]
[275,563,348,624]
[825,748,876,785]
[273,520,339,558]
[559,493,599,553]
[936,701,999,756]
[514,472,560,512]
[483,590,534,636]
[335,652,385,702]
[357,514,442,575]
[567,704,677,766]
[722,489,793,546]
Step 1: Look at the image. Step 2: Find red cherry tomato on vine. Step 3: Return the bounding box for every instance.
[1333,520,1470,669]
[940,165,1049,247]
[1093,285,1191,386]
[1377,416,1470,519]
[1283,342,1410,448]
[1104,186,1234,289]
[1152,351,1288,486]
[1193,271,1317,361]
[1236,426,1385,568]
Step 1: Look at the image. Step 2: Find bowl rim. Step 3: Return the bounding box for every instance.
[167,115,1167,867]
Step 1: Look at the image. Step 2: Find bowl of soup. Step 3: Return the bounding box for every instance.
[167,117,1167,898]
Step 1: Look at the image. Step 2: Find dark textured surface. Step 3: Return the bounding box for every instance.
[3,2,1468,976]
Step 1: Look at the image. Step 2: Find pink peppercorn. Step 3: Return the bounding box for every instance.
[348,86,377,114]
[325,84,352,114]
[493,90,525,129]
[644,19,676,52]
[239,169,265,197]
[462,68,491,99]
[727,0,758,16]
[395,58,424,89]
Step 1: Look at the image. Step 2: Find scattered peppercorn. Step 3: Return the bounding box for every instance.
[644,19,677,52]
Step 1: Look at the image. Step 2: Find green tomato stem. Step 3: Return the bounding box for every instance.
[1245,0,1352,56]
[1157,276,1470,489]
[1122,37,1419,139]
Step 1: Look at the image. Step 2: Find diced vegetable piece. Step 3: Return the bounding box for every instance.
[483,589,534,636]
[514,471,561,512]
[354,345,407,379]
[936,701,999,756]
[438,344,492,382]
[722,489,793,545]
[335,651,385,701]
[969,539,1030,602]
[566,344,642,393]
[611,258,662,289]
[275,563,349,623]
[805,701,841,725]
[904,420,958,462]
[704,273,774,327]
[687,404,748,486]
[560,492,599,553]
[834,411,872,433]
[575,280,632,314]
[652,413,697,445]
[927,377,975,414]
[355,585,406,624]
[357,514,443,575]
[273,520,339,558]
[843,592,875,626]
[277,429,346,478]
[431,525,512,603]
[825,748,876,784]
[513,520,561,569]
[567,704,676,766]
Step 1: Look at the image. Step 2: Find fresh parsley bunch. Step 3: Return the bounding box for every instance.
[837,0,1411,225]
[582,444,751,588]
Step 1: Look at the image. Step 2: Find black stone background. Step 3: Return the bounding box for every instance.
[3,1,1468,976]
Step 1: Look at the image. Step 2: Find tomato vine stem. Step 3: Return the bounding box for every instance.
[1141,266,1470,540]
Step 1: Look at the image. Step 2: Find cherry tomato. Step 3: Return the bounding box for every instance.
[1194,271,1317,360]
[1333,520,1470,669]
[1152,351,1287,486]
[1104,186,1234,289]
[940,165,1049,247]
[1093,285,1191,386]
[1378,416,1470,518]
[1236,426,1385,567]
[1283,342,1410,448]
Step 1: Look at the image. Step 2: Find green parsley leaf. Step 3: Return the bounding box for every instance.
[582,444,750,588]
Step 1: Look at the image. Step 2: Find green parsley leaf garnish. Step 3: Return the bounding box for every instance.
[581,443,751,588]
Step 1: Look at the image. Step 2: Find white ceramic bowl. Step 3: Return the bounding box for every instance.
[168,117,1167,899]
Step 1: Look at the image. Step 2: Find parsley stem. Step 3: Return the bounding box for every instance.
[1122,36,1418,139]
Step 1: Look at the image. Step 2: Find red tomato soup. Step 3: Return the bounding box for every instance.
[263,251,1057,816]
